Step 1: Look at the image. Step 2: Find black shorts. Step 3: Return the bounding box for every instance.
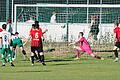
[31,46,43,53]
[115,42,120,48]
[89,25,99,35]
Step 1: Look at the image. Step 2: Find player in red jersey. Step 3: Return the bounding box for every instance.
[29,22,48,62]
[0,28,2,32]
[26,24,46,66]
[30,21,48,34]
[113,22,120,62]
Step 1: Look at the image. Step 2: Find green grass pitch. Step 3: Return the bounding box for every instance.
[0,58,120,80]
[0,42,120,80]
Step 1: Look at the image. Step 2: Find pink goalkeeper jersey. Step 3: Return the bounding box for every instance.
[75,37,93,54]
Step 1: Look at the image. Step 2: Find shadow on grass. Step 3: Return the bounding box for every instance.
[0,70,51,73]
[51,63,70,66]
[46,59,73,62]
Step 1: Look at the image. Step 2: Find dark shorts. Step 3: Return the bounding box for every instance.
[115,42,120,48]
[89,25,99,35]
[31,46,43,53]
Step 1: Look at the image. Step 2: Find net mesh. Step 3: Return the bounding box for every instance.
[13,4,120,60]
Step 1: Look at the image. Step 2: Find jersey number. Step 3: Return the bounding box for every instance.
[4,35,7,42]
[35,33,39,38]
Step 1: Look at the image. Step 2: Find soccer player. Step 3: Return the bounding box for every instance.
[26,24,46,66]
[0,28,3,32]
[0,24,14,66]
[113,22,120,62]
[88,15,99,46]
[69,32,104,60]
[50,12,56,23]
[29,23,48,62]
[11,32,28,60]
[7,19,13,35]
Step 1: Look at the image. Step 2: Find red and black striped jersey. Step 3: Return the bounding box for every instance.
[30,29,43,47]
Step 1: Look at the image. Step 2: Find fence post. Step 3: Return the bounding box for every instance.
[66,0,69,45]
[6,0,9,22]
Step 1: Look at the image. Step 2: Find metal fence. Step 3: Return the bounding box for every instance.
[0,0,120,22]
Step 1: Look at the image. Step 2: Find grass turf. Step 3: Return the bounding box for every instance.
[0,42,119,80]
[0,58,120,80]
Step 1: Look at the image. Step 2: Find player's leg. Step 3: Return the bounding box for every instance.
[19,46,28,59]
[1,48,6,66]
[113,46,119,62]
[34,52,39,61]
[10,41,15,60]
[12,43,18,59]
[74,46,81,59]
[88,32,95,46]
[7,48,15,66]
[90,54,101,59]
[86,47,104,60]
[73,46,85,60]
[17,40,28,59]
[31,47,36,66]
[11,48,15,60]
[37,46,46,66]
[39,52,46,66]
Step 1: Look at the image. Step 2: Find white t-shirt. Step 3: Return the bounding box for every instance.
[0,30,11,48]
[6,24,13,34]
[50,14,56,23]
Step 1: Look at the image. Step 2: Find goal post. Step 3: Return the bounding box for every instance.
[13,4,120,59]
[14,4,120,43]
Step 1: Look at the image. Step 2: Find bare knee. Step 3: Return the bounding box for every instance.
[90,54,95,57]
[113,46,118,50]
[31,52,34,56]
[39,52,44,56]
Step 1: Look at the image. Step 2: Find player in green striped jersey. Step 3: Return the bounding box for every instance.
[0,24,15,67]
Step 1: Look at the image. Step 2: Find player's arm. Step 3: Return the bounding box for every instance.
[69,38,84,45]
[69,42,75,45]
[41,36,44,41]
[23,35,31,46]
[89,20,94,28]
[20,36,28,42]
[21,36,26,40]
[42,29,48,34]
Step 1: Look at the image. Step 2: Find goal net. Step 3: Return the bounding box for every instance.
[14,4,120,59]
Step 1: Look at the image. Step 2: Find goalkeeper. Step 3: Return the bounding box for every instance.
[11,32,28,60]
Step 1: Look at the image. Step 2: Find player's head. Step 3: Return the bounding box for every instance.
[15,32,19,36]
[30,16,33,20]
[114,21,119,27]
[2,24,7,30]
[91,15,95,20]
[32,24,35,29]
[52,12,56,15]
[35,24,39,30]
[15,32,19,34]
[34,21,39,29]
[79,32,84,38]
[34,21,39,25]
[8,19,11,24]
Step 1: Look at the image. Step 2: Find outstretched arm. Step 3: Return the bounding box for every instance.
[75,38,84,44]
[69,38,83,45]
[23,35,31,46]
[42,29,48,34]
